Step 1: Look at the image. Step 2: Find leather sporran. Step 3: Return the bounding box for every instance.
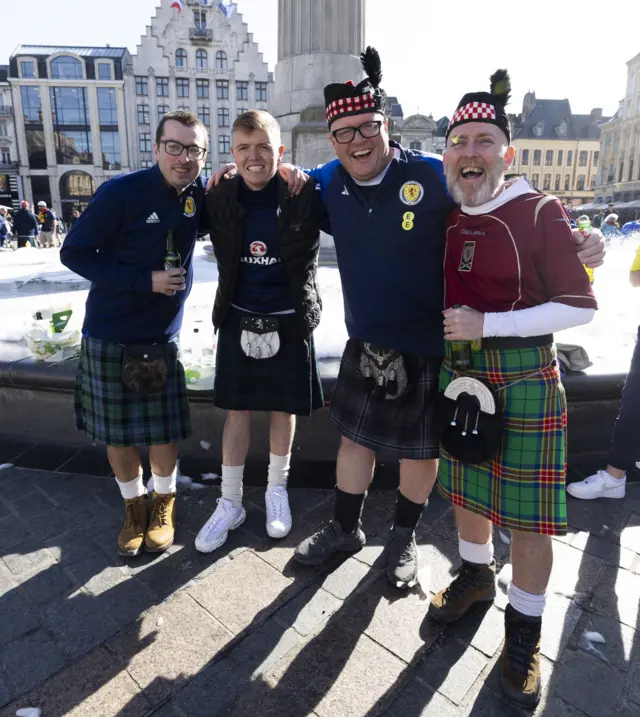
[359,342,409,400]
[240,316,280,359]
[122,344,171,394]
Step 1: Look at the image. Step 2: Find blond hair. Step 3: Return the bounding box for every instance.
[232,110,281,147]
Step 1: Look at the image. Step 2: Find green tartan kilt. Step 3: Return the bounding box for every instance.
[74,337,191,447]
[437,343,568,535]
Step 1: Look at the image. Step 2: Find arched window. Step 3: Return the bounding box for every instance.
[176,49,187,68]
[216,51,228,71]
[409,141,422,151]
[196,49,208,70]
[50,55,83,80]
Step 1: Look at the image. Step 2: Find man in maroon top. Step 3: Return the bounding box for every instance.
[429,71,597,707]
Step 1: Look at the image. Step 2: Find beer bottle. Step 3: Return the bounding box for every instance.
[576,216,595,285]
[164,230,181,270]
[449,304,473,372]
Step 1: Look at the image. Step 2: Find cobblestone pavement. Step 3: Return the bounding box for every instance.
[0,461,639,717]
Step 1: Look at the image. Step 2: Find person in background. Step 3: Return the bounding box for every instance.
[13,200,40,248]
[602,213,622,243]
[567,244,640,500]
[0,207,9,249]
[37,201,58,248]
[592,208,605,229]
[68,209,81,231]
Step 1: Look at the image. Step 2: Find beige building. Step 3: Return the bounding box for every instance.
[594,52,640,204]
[0,65,19,209]
[509,92,608,204]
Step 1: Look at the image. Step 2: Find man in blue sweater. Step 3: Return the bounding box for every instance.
[60,110,208,558]
[12,201,40,248]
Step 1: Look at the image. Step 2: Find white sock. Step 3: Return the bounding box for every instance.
[267,452,291,489]
[459,537,494,565]
[604,470,626,483]
[152,470,177,495]
[508,582,546,618]
[221,464,244,504]
[116,473,146,500]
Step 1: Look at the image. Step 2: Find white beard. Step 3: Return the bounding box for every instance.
[447,153,506,208]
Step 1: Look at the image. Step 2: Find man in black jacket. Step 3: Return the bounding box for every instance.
[12,201,40,248]
[195,111,326,553]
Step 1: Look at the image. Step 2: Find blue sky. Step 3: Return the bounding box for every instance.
[1,0,638,120]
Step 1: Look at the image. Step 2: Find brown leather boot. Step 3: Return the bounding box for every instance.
[429,560,496,623]
[500,604,542,707]
[145,492,176,552]
[118,495,149,557]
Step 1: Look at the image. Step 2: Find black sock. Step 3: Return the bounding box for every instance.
[394,491,426,531]
[334,487,366,533]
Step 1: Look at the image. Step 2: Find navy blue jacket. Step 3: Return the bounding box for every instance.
[60,165,206,344]
[310,143,453,357]
[12,208,40,237]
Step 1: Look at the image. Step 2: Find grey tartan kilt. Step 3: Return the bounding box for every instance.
[328,339,442,460]
[74,337,191,447]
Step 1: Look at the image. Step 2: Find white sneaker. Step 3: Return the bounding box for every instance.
[566,470,626,500]
[265,486,292,539]
[195,498,246,553]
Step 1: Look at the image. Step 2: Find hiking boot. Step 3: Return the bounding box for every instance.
[195,498,246,554]
[294,520,365,566]
[145,492,176,552]
[386,526,418,589]
[429,560,496,623]
[118,494,149,557]
[500,604,542,707]
[265,486,292,539]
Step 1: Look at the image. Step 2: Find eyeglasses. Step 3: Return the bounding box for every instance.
[159,139,207,160]
[331,120,382,145]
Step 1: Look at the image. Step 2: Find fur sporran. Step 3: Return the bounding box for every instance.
[122,344,171,395]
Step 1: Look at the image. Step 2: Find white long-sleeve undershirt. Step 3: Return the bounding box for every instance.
[483,302,595,338]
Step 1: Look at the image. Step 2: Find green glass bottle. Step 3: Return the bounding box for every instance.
[164,230,181,270]
[449,304,473,372]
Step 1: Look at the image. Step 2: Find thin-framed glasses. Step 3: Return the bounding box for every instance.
[331,120,382,145]
[159,139,207,160]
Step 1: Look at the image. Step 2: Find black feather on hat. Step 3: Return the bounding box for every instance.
[324,45,387,127]
[446,69,512,143]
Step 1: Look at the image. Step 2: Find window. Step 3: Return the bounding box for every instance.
[196,49,208,70]
[54,130,92,164]
[176,49,187,68]
[591,174,597,188]
[593,151,599,167]
[21,60,36,79]
[97,63,112,81]
[0,121,7,137]
[139,132,152,152]
[196,79,209,99]
[101,131,120,170]
[137,104,150,125]
[255,82,268,102]
[216,80,229,100]
[533,150,541,166]
[50,56,83,80]
[236,81,249,101]
[177,78,190,98]
[576,174,586,191]
[579,151,588,167]
[21,86,41,123]
[26,129,46,169]
[157,77,169,97]
[545,150,554,166]
[237,108,247,117]
[564,175,570,190]
[193,10,207,30]
[557,150,563,166]
[533,124,543,137]
[409,141,422,150]
[567,150,573,166]
[531,173,540,187]
[1,149,10,165]
[218,107,229,127]
[218,135,231,155]
[198,106,210,127]
[140,160,153,168]
[543,174,551,190]
[629,160,635,181]
[557,122,567,137]
[135,76,148,96]
[555,174,561,191]
[216,51,228,71]
[97,88,118,126]
[204,160,213,174]
[521,149,529,165]
[50,87,90,125]
[157,104,169,122]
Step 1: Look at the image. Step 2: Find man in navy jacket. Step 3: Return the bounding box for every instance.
[12,201,40,248]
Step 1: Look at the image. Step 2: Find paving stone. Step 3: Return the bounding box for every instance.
[547,541,606,601]
[0,515,30,553]
[0,500,11,521]
[26,507,80,542]
[1,629,67,701]
[0,676,11,711]
[415,532,459,596]
[320,554,376,600]
[555,650,625,717]
[591,565,640,629]
[0,472,36,502]
[187,550,291,634]
[0,588,39,648]
[417,640,488,706]
[383,678,459,717]
[534,695,590,717]
[620,514,640,551]
[223,679,318,717]
[105,591,233,706]
[277,585,343,637]
[626,657,640,706]
[573,614,639,673]
[353,536,386,568]
[0,646,151,717]
[569,530,636,569]
[173,657,252,716]
[566,494,629,541]
[64,551,129,594]
[2,540,54,578]
[468,606,506,658]
[460,685,530,716]
[229,617,301,677]
[10,491,56,519]
[252,517,328,574]
[0,562,16,596]
[19,563,74,606]
[540,594,583,662]
[146,702,183,717]
[45,528,99,566]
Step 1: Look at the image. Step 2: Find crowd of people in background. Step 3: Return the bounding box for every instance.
[0,201,77,250]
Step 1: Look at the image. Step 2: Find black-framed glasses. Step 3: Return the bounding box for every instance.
[159,139,207,160]
[331,120,382,145]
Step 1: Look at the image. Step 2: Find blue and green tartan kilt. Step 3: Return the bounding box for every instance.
[74,337,191,447]
[437,343,568,535]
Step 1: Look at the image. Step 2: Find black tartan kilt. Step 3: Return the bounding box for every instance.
[213,308,324,416]
[328,339,442,460]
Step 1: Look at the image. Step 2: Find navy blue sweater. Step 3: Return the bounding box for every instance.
[12,208,40,237]
[309,143,454,357]
[60,165,206,344]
